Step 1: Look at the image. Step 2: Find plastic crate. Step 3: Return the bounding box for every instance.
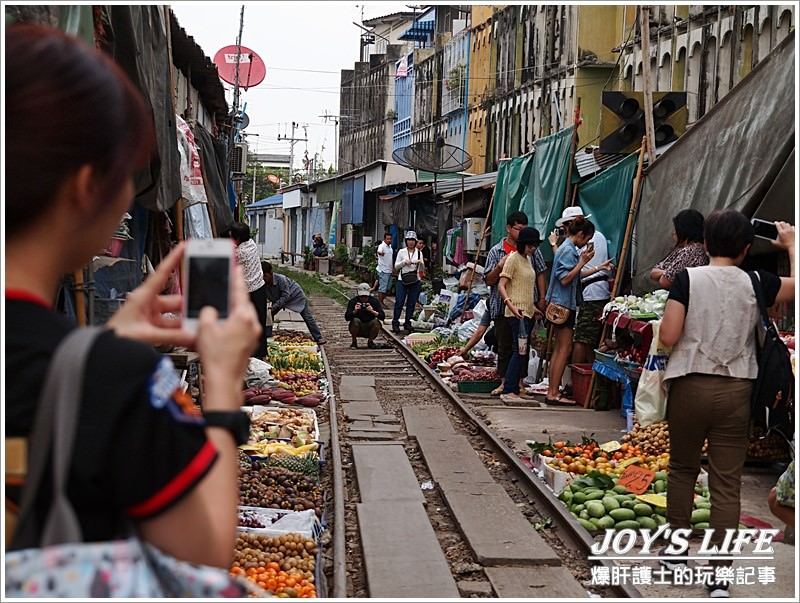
[457,380,502,394]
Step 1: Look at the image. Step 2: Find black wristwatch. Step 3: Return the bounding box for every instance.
[204,411,251,446]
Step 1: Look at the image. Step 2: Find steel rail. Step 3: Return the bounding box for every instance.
[319,346,347,598]
[381,327,641,599]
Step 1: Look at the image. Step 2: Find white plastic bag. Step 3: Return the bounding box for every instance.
[634,320,671,427]
[245,357,274,389]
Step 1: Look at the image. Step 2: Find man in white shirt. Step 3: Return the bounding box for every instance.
[376,232,394,308]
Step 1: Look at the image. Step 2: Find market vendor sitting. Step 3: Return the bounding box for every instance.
[312,233,328,257]
[345,283,385,349]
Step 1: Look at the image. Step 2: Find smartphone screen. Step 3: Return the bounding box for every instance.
[752,218,779,241]
[186,257,230,318]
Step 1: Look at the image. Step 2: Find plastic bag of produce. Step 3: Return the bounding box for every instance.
[634,320,671,427]
[246,357,275,389]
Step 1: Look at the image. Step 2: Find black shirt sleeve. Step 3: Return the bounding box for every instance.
[667,269,690,307]
[345,297,357,322]
[755,269,782,308]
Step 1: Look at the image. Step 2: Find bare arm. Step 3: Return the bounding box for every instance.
[659,299,686,348]
[137,267,260,568]
[773,222,796,305]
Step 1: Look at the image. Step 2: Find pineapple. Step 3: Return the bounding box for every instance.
[264,453,320,476]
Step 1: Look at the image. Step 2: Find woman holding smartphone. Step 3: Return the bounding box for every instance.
[6,25,260,569]
[544,217,612,406]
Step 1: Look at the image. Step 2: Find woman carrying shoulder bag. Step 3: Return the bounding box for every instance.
[392,231,423,334]
[544,217,612,406]
[5,24,260,580]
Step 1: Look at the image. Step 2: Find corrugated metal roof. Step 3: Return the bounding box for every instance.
[247,194,282,210]
[575,147,628,178]
[433,171,498,195]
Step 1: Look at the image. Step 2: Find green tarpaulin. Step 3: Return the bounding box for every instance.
[491,127,574,261]
[576,153,638,262]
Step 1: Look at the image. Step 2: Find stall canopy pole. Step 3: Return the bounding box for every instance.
[562,98,582,210]
[459,187,495,323]
[585,140,647,408]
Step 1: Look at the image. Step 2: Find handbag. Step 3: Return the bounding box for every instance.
[747,271,794,439]
[401,270,419,286]
[5,327,262,598]
[545,302,571,325]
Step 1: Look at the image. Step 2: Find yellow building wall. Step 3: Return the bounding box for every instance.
[575,67,614,147]
[466,8,494,172]
[471,5,493,26]
[577,5,622,63]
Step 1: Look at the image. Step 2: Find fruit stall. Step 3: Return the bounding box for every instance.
[525,412,792,537]
[583,291,669,413]
[232,329,329,597]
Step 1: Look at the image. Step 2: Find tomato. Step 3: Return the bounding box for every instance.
[553,441,566,449]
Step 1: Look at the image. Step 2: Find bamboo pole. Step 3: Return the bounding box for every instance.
[585,140,647,408]
[459,187,495,322]
[640,6,657,164]
[563,98,582,210]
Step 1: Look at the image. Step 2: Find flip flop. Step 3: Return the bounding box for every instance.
[545,396,577,407]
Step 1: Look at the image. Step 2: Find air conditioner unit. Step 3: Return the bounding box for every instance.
[230,141,248,174]
[462,217,488,252]
[362,236,373,248]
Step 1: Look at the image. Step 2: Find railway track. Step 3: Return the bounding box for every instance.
[308,296,639,599]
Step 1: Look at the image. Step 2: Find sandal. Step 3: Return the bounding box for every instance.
[367,340,377,349]
[350,341,358,349]
[490,384,505,396]
[544,396,577,407]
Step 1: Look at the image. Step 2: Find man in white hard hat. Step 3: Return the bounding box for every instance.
[345,283,385,348]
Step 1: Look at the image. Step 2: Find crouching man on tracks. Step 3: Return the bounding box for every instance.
[345,283,385,349]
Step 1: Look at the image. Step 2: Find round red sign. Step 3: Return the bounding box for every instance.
[213,45,266,89]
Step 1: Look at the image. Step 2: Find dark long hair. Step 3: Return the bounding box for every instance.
[673,209,705,244]
[5,24,154,237]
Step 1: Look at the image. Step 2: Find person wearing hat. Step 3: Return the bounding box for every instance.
[392,230,424,334]
[484,211,548,395]
[545,216,613,406]
[312,233,328,257]
[552,206,614,366]
[345,283,385,348]
[496,226,545,403]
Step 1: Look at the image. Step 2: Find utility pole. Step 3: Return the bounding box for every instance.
[319,110,340,173]
[278,121,308,183]
[640,5,657,163]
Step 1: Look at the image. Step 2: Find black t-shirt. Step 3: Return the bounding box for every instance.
[6,295,217,545]
[668,268,781,308]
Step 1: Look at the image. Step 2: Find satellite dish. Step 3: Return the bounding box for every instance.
[391,147,416,170]
[213,45,266,89]
[398,140,473,174]
[267,174,280,185]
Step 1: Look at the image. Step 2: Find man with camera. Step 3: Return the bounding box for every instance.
[345,283,385,349]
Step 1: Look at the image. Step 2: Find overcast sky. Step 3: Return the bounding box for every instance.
[171,1,412,173]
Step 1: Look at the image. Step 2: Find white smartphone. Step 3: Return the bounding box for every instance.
[751,218,779,241]
[182,238,234,333]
